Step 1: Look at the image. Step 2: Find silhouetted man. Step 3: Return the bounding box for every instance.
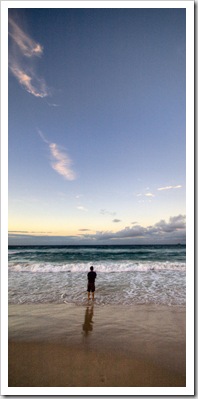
[87,266,97,300]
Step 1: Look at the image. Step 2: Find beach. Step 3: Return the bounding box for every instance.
[8,303,186,387]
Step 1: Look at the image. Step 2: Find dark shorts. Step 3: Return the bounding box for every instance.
[87,282,95,292]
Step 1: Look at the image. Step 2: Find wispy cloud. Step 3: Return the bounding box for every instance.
[9,16,49,98]
[136,192,155,198]
[112,219,121,223]
[50,143,76,181]
[38,130,76,181]
[46,102,61,107]
[9,62,49,98]
[38,130,48,144]
[100,209,116,216]
[9,230,52,234]
[136,185,182,200]
[9,17,43,57]
[77,206,88,212]
[157,185,182,191]
[145,192,155,197]
[9,230,29,234]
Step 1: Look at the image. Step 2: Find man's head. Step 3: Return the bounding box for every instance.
[90,266,94,271]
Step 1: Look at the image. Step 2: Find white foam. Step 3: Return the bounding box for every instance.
[8,260,186,273]
[8,266,186,306]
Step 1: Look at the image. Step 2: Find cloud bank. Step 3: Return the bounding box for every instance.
[80,214,186,243]
[9,215,186,245]
[9,16,49,98]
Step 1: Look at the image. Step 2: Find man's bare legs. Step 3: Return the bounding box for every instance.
[87,291,94,300]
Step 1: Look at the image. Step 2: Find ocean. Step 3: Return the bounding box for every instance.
[8,245,186,306]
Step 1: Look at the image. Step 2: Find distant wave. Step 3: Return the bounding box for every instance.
[8,244,186,263]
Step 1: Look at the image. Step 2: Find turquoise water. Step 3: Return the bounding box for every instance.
[8,245,186,306]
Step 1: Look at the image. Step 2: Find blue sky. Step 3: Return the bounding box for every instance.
[8,6,186,245]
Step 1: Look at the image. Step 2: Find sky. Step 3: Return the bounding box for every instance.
[8,6,186,245]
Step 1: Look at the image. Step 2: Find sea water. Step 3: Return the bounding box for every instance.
[8,245,186,306]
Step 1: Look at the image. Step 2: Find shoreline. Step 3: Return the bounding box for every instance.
[8,303,186,387]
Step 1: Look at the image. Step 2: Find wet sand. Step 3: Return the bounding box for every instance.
[8,303,186,387]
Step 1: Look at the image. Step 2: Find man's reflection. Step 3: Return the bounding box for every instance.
[82,305,94,336]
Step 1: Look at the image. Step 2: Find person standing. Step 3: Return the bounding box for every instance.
[87,266,97,300]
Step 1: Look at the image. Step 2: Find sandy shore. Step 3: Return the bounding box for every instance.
[8,303,186,387]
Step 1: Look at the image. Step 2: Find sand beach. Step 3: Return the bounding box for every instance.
[8,303,186,387]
